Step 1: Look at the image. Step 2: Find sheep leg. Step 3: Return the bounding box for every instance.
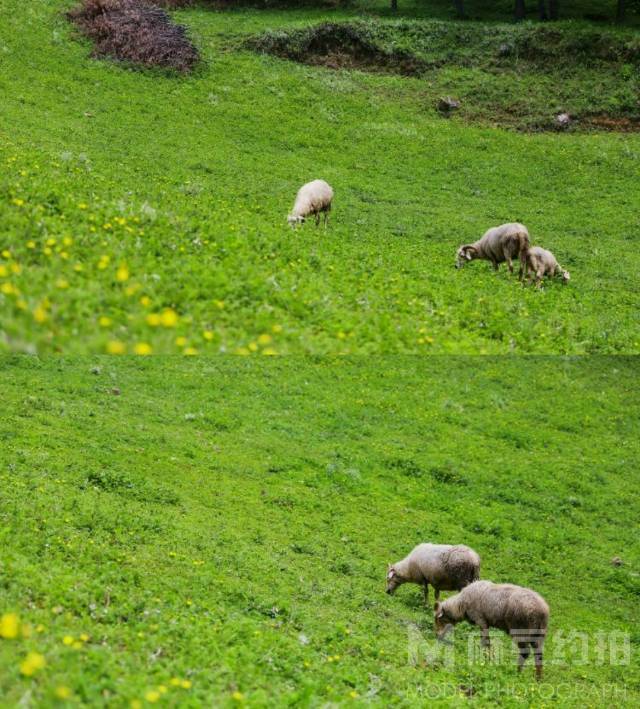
[506,256,514,274]
[517,641,531,672]
[323,211,329,228]
[490,260,499,272]
[535,270,544,289]
[533,638,544,681]
[480,627,491,656]
[314,212,320,227]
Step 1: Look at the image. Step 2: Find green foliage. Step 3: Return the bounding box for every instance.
[1,357,639,705]
[0,0,638,356]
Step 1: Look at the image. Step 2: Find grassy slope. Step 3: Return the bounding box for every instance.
[1,357,639,706]
[0,1,639,355]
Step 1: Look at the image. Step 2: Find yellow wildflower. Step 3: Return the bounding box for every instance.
[79,633,89,642]
[214,299,225,309]
[116,265,130,282]
[158,686,168,694]
[169,678,181,687]
[140,295,151,307]
[130,701,142,709]
[272,324,283,334]
[1,250,10,259]
[248,342,258,352]
[349,691,359,699]
[144,690,160,703]
[175,336,187,347]
[98,255,110,270]
[160,308,178,327]
[106,340,126,355]
[0,265,7,277]
[56,278,69,289]
[99,316,112,328]
[26,241,36,249]
[235,347,250,356]
[146,313,161,327]
[180,680,192,689]
[232,691,244,701]
[134,343,152,356]
[10,262,21,275]
[183,347,198,356]
[20,652,46,676]
[43,247,53,256]
[54,686,72,699]
[262,348,278,356]
[0,613,19,639]
[12,198,24,207]
[257,334,272,346]
[74,263,84,273]
[33,305,48,323]
[203,330,214,341]
[125,284,139,296]
[63,236,73,247]
[77,203,87,210]
[62,635,74,646]
[0,283,16,296]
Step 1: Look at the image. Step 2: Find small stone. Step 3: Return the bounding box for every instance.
[90,366,101,375]
[556,112,571,128]
[498,43,512,56]
[611,556,623,567]
[111,387,121,396]
[438,97,460,114]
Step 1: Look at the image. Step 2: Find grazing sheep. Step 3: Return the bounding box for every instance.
[434,580,549,680]
[523,246,570,288]
[287,179,334,227]
[456,223,530,276]
[386,543,481,605]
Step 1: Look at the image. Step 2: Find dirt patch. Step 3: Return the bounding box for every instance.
[247,23,427,76]
[68,0,199,73]
[582,114,640,132]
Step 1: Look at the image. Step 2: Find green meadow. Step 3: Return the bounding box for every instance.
[1,356,639,706]
[1,1,639,355]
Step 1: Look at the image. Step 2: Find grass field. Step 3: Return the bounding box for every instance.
[1,356,639,706]
[1,1,639,355]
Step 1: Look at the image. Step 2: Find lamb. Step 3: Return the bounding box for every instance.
[386,543,480,605]
[456,223,530,276]
[287,179,334,227]
[434,580,549,680]
[523,246,570,288]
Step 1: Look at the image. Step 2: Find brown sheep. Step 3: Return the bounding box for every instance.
[456,223,530,277]
[386,543,480,605]
[434,580,549,680]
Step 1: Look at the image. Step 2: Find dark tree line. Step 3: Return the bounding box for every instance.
[390,1,630,23]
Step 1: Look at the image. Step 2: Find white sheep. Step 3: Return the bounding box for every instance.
[523,246,570,288]
[287,180,333,227]
[386,543,481,605]
[434,580,549,680]
[456,223,530,276]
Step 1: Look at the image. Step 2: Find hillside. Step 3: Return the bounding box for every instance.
[0,1,639,354]
[1,357,639,705]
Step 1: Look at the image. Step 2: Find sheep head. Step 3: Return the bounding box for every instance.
[434,601,455,639]
[456,245,477,268]
[385,565,404,595]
